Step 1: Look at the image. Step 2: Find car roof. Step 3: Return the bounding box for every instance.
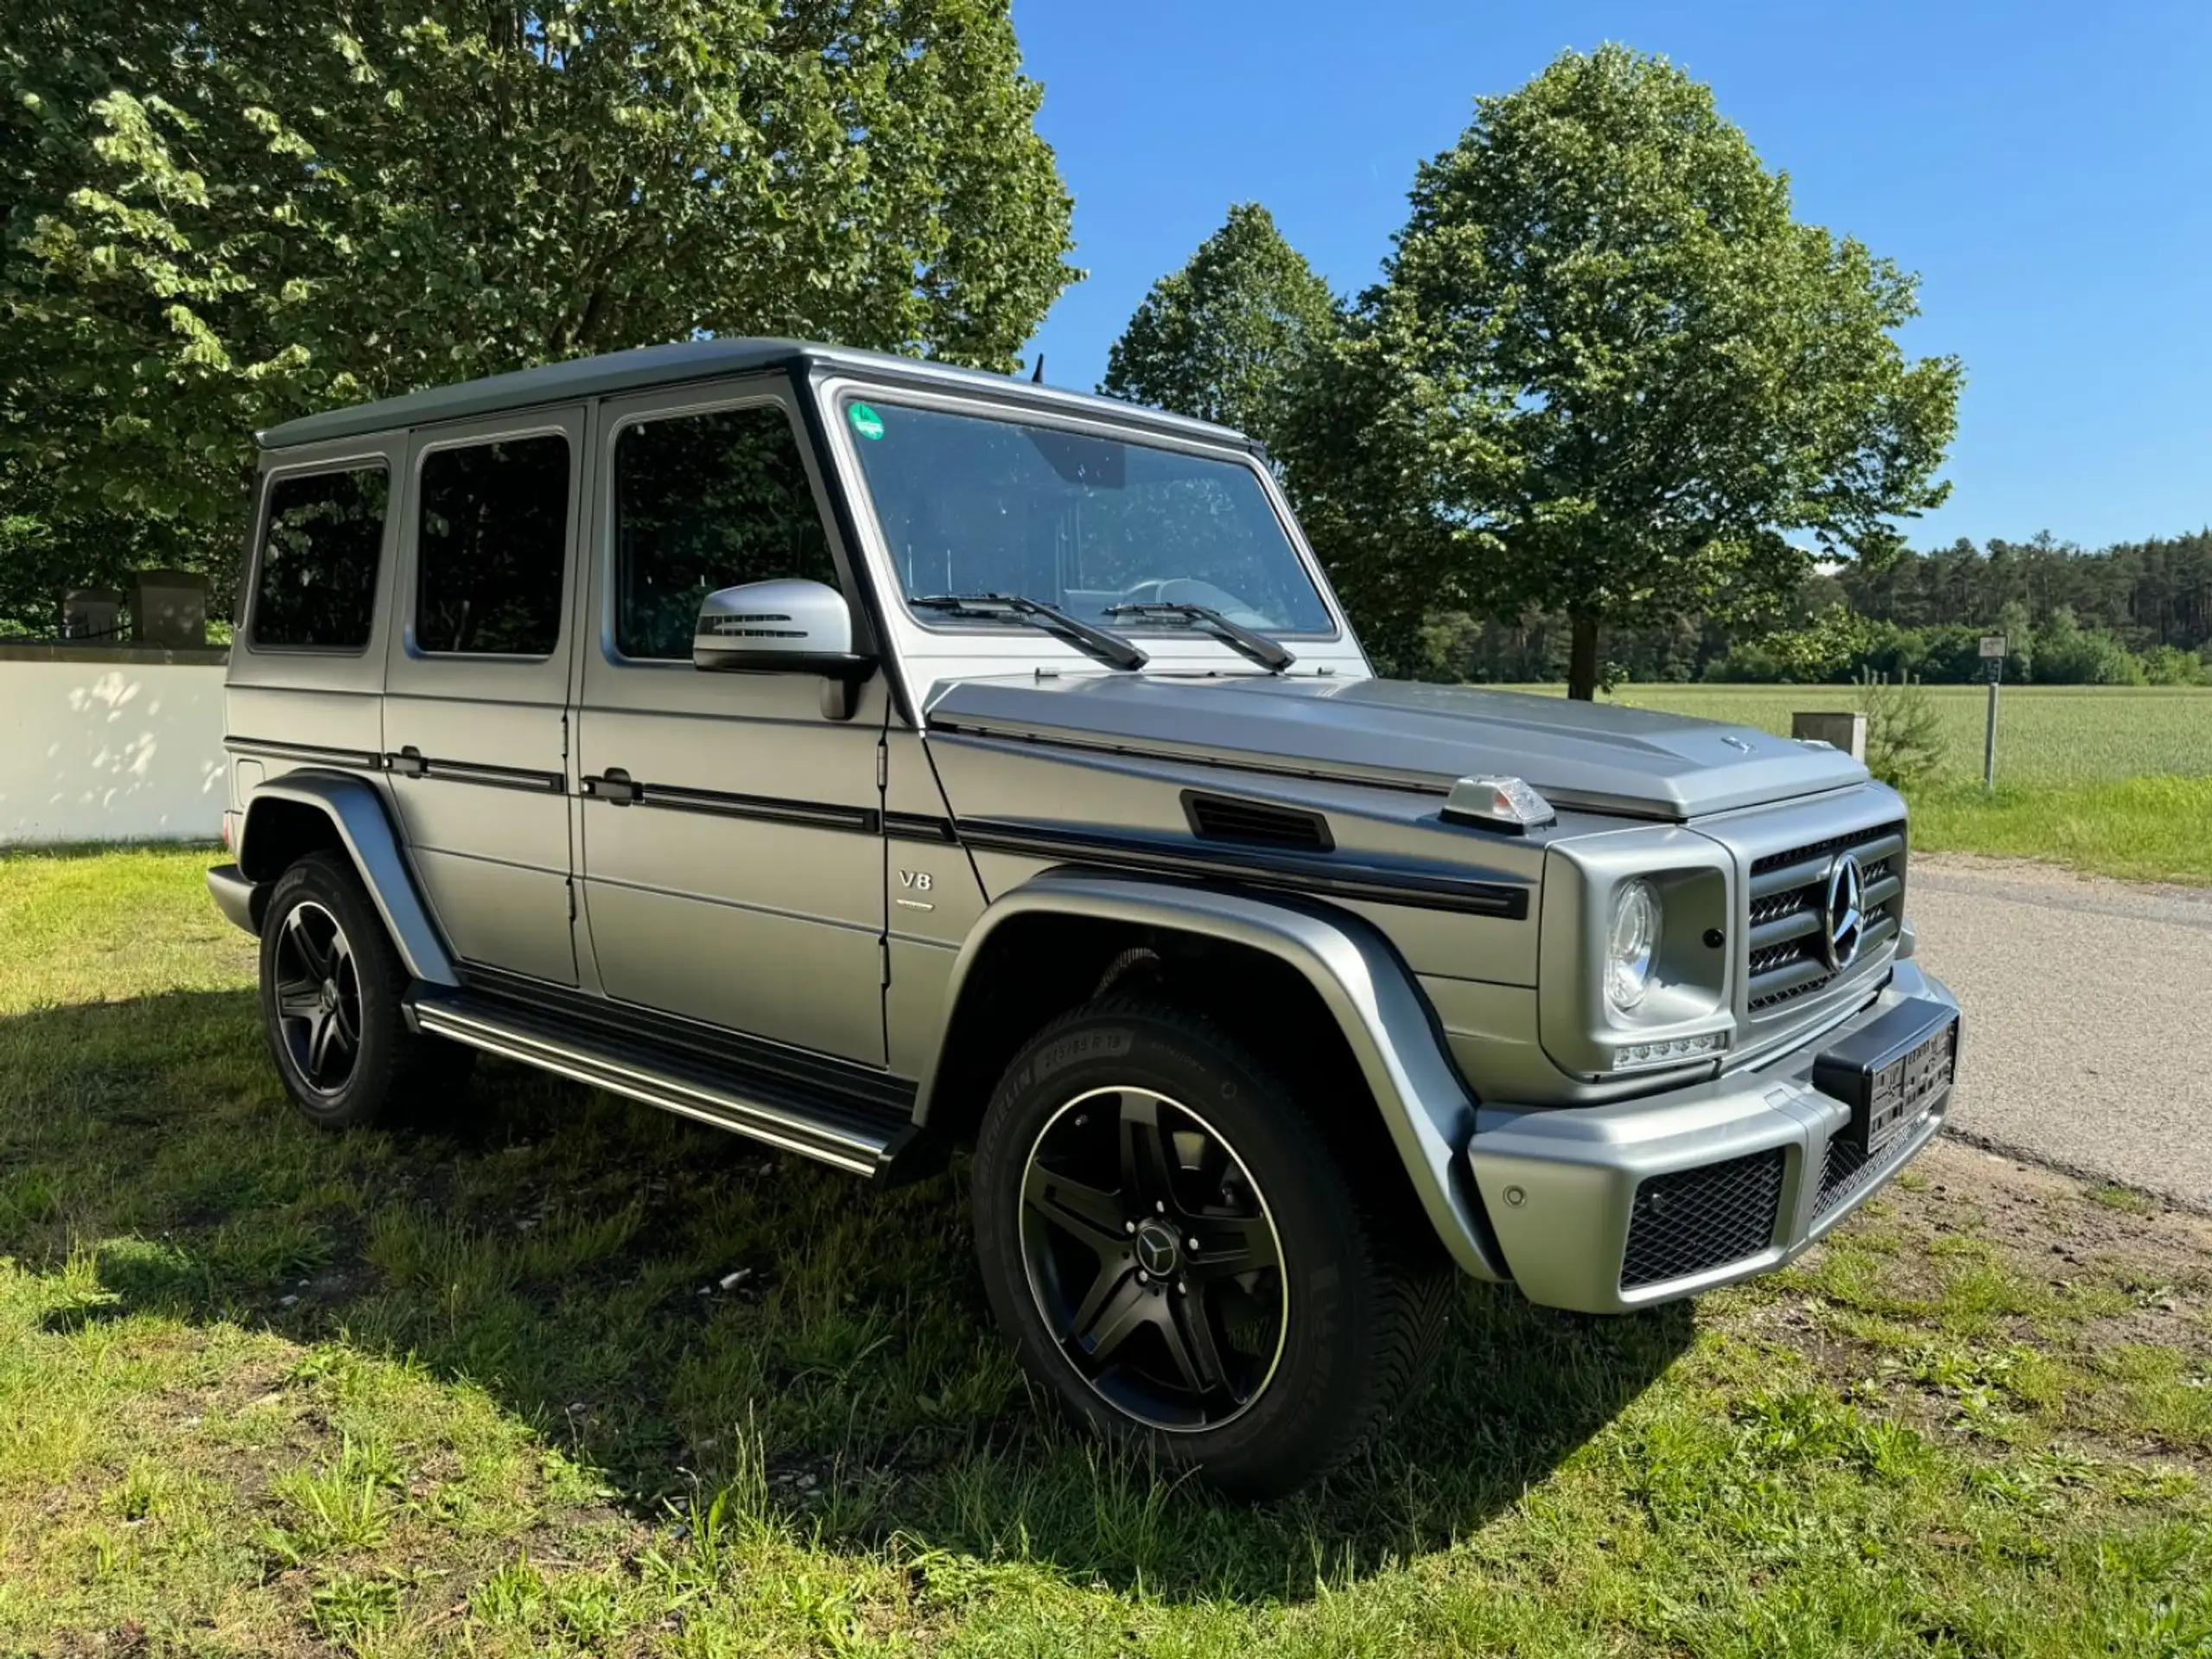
[256,338,1253,453]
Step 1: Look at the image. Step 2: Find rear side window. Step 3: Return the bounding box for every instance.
[613,405,836,660]
[415,435,571,655]
[251,465,389,649]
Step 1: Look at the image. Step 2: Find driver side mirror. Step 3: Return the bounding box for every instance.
[694,579,874,721]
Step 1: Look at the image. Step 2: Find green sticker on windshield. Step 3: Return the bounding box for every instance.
[848,402,885,441]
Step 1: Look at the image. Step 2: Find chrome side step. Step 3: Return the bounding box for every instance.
[408,988,916,1179]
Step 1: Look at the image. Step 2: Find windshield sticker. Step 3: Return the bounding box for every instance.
[848,402,885,441]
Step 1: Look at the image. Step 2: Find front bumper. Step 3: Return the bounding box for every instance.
[1467,960,1960,1313]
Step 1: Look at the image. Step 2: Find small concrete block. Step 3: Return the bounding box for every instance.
[130,569,209,648]
[1791,710,1866,760]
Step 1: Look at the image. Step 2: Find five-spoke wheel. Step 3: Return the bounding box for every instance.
[1020,1086,1287,1430]
[257,849,472,1128]
[270,899,362,1095]
[973,999,1451,1497]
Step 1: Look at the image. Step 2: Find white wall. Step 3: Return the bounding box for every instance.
[0,654,230,844]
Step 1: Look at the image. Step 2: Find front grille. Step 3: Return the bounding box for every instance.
[1815,1118,1925,1218]
[1744,821,1905,1014]
[1620,1148,1787,1290]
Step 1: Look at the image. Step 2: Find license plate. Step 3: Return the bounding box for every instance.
[1812,999,1960,1157]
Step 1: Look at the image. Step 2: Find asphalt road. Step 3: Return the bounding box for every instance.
[1910,855,2212,1209]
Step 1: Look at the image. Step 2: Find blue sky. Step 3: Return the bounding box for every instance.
[1011,0,2212,552]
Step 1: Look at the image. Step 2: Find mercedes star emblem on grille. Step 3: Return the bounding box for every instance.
[1822,852,1866,971]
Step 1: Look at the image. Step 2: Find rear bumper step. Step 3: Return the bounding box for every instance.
[406,987,930,1182]
[207,864,264,935]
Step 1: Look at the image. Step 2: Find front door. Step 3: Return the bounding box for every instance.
[382,408,585,986]
[574,380,888,1065]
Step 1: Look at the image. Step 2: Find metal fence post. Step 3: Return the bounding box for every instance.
[1983,678,1999,792]
[1978,634,2005,793]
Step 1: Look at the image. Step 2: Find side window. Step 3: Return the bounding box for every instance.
[251,465,389,649]
[613,404,836,660]
[416,435,571,655]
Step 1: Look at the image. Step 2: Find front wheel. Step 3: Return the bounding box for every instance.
[970,999,1448,1497]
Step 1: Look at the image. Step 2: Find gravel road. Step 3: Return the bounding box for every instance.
[1909,855,2212,1209]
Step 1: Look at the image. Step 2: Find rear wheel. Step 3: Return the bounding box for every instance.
[258,851,471,1128]
[971,999,1449,1497]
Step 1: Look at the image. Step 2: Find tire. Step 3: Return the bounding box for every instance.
[258,850,472,1129]
[970,997,1450,1498]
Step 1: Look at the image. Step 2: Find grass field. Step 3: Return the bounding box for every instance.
[1593,683,2212,788]
[4,846,2212,1656]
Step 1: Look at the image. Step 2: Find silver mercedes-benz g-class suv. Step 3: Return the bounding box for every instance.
[207,339,1961,1495]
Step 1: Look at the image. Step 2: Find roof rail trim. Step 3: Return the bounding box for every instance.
[256,339,1251,453]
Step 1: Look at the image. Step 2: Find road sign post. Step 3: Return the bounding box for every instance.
[1979,635,2006,791]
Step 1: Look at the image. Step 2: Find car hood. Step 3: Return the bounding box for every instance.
[923,674,1869,820]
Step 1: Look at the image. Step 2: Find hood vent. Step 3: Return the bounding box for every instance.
[1182,791,1334,853]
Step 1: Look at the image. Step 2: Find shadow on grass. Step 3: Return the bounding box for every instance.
[3,988,1694,1605]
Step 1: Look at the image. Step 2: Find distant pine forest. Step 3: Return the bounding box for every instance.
[1422,531,2212,687]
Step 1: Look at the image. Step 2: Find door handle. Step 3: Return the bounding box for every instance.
[586,768,639,806]
[388,746,427,778]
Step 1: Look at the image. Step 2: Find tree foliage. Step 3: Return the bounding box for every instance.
[1287,44,1961,695]
[1100,202,1338,454]
[0,0,1076,623]
[1855,670,1947,791]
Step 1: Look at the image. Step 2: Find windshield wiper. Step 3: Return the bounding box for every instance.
[909,593,1148,671]
[1104,601,1296,672]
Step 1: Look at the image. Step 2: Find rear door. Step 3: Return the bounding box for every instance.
[381,408,585,986]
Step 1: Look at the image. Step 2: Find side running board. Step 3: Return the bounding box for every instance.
[406,987,930,1182]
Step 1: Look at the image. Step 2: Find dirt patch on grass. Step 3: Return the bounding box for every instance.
[1903,1137,2212,1329]
[1769,1135,2212,1469]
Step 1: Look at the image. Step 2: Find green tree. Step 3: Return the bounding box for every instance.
[1100,202,1338,452]
[0,0,1076,619]
[1291,45,1961,697]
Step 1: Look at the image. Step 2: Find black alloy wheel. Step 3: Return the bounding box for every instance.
[258,849,474,1128]
[1020,1085,1288,1430]
[973,999,1452,1497]
[270,899,362,1095]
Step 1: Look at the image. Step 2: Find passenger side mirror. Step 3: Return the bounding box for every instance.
[694,579,874,720]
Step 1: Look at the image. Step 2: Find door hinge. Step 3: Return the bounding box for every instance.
[875,741,887,791]
[566,879,576,922]
[879,937,892,988]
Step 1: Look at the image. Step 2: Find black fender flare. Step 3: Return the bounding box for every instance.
[236,771,458,987]
[915,869,1506,1281]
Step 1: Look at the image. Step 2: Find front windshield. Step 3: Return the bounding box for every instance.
[839,397,1336,636]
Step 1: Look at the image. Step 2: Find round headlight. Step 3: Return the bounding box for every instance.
[1605,880,1662,1013]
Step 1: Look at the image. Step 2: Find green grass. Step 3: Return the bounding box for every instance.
[4,847,2212,1655]
[1905,775,2212,885]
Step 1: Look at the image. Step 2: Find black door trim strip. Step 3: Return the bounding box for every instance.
[390,753,565,793]
[956,819,1531,919]
[581,774,880,835]
[225,736,384,772]
[884,811,958,843]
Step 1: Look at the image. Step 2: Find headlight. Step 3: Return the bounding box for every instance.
[1605,880,1662,1013]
